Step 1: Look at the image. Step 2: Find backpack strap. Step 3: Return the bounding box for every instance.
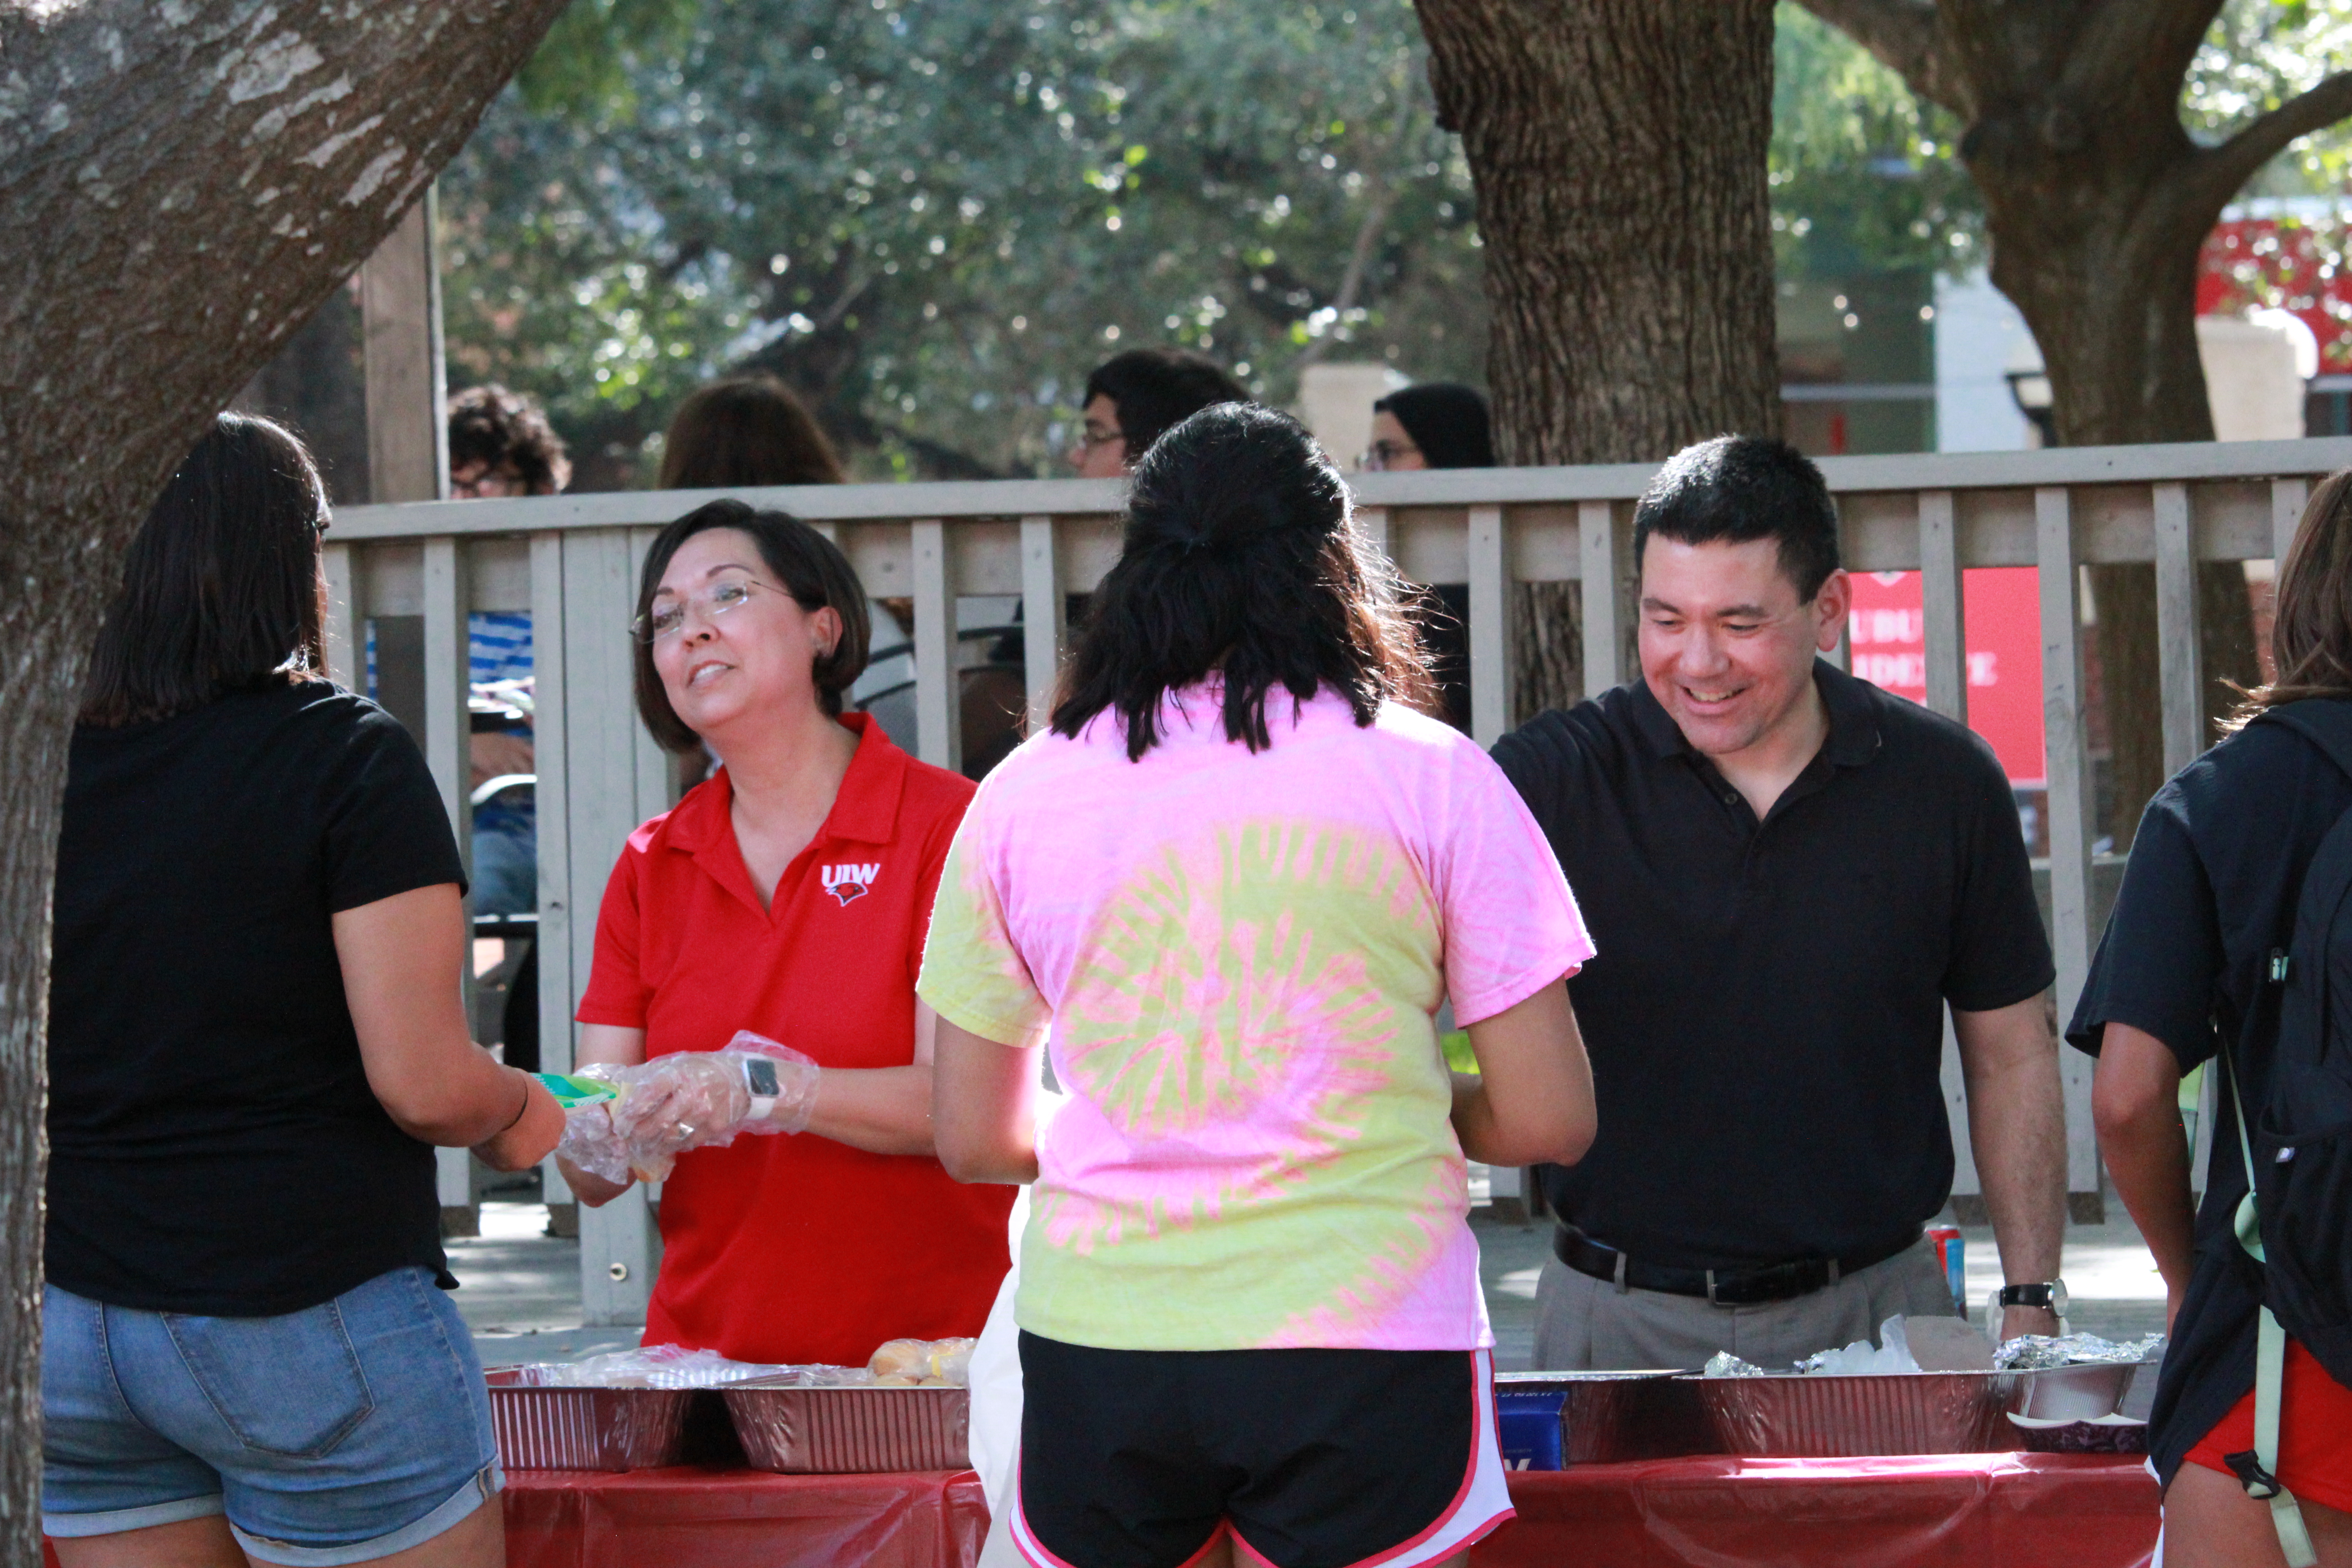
[2217,1035,2319,1568]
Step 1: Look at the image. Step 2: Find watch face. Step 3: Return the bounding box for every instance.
[745,1057,781,1097]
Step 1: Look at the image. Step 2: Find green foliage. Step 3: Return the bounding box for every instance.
[2185,0,2352,196]
[1768,3,1982,280]
[440,0,1483,483]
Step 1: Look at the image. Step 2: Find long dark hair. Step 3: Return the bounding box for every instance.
[80,413,328,727]
[657,376,847,489]
[632,499,872,750]
[1051,402,1430,761]
[2230,468,2352,726]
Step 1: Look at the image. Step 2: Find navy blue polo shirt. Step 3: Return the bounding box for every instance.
[1492,660,2053,1269]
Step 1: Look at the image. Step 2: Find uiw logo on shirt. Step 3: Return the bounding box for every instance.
[821,862,880,906]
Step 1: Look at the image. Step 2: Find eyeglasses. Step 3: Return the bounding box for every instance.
[1075,424,1126,455]
[1359,439,1421,471]
[632,577,783,643]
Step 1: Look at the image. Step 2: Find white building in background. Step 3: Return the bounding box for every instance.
[1932,271,2037,453]
[1296,362,1409,469]
[1931,266,2311,451]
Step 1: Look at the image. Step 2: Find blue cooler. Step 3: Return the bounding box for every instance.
[1495,1389,1568,1471]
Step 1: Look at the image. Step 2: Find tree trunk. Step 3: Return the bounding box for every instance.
[1968,57,2259,849]
[1795,0,2325,847]
[1418,0,1780,714]
[0,3,568,1555]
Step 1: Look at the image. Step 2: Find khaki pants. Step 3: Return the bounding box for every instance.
[1531,1234,1961,1371]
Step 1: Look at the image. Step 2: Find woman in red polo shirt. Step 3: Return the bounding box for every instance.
[559,498,1013,1366]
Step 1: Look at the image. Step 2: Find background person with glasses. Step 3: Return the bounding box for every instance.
[1066,346,1247,477]
[556,499,1013,1365]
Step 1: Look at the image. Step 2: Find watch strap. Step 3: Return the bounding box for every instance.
[1998,1282,2059,1309]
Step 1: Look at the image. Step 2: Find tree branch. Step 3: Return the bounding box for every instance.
[2190,69,2352,212]
[1789,0,1969,118]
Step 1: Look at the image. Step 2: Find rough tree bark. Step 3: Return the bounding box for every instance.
[1416,0,1782,716]
[0,2,568,1557]
[1797,0,2349,843]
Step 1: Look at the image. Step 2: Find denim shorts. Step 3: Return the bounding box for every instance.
[42,1267,503,1566]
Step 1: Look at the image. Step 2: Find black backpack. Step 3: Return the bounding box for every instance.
[2216,700,2352,1564]
[2242,700,2352,1392]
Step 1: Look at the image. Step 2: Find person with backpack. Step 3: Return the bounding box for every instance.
[2073,471,2352,1567]
[926,404,1598,1568]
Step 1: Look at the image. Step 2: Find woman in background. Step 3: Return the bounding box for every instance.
[43,414,562,1568]
[658,375,847,489]
[1363,382,1495,730]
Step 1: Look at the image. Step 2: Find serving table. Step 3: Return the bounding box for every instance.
[41,1453,2160,1568]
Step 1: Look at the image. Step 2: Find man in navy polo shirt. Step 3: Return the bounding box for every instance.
[1492,436,2070,1369]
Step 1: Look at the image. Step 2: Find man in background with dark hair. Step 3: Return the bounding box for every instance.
[1067,347,1246,478]
[448,383,572,498]
[1492,435,2070,1370]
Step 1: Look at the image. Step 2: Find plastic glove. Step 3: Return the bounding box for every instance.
[606,1033,818,1182]
[553,1063,636,1186]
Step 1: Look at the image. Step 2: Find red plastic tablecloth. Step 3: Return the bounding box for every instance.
[42,1454,2158,1568]
[1482,1453,2160,1568]
[500,1467,989,1568]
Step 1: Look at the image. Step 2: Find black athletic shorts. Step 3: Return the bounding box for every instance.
[1010,1333,1512,1568]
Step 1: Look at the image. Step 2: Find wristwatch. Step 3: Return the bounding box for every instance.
[1996,1280,2070,1333]
[744,1056,783,1121]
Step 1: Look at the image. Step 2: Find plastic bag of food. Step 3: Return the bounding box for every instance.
[1703,1351,1769,1377]
[1798,1316,1923,1376]
[521,1344,795,1388]
[867,1336,979,1387]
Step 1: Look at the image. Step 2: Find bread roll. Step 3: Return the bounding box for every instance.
[868,1338,930,1380]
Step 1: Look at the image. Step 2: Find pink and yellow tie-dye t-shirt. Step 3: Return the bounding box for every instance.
[917,684,1593,1352]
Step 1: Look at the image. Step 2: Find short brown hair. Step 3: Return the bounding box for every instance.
[447,384,571,494]
[632,499,872,750]
[2232,468,2352,725]
[82,413,328,727]
[657,376,846,489]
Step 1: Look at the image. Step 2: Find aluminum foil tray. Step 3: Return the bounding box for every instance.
[484,1368,694,1471]
[1497,1371,1718,1463]
[723,1382,970,1474]
[1695,1372,2020,1458]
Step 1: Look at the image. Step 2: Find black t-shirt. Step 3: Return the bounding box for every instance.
[2065,710,2352,1485]
[48,681,467,1316]
[1493,661,2054,1268]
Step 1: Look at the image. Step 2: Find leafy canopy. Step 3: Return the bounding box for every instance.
[441,0,1482,481]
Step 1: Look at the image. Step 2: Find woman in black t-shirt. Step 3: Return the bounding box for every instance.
[42,416,564,1568]
[2074,471,2352,1567]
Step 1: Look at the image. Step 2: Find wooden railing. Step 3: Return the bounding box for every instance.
[332,435,2352,1324]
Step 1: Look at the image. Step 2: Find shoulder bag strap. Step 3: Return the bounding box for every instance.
[2217,1036,2318,1568]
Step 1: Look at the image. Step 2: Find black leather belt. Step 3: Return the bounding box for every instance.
[1551,1225,1924,1307]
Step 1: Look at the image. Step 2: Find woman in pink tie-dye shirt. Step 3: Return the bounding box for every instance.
[923,403,1597,1568]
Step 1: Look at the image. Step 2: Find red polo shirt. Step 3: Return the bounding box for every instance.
[576,714,1012,1366]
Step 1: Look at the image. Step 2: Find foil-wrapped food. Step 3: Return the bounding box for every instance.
[1994,1332,2165,1371]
